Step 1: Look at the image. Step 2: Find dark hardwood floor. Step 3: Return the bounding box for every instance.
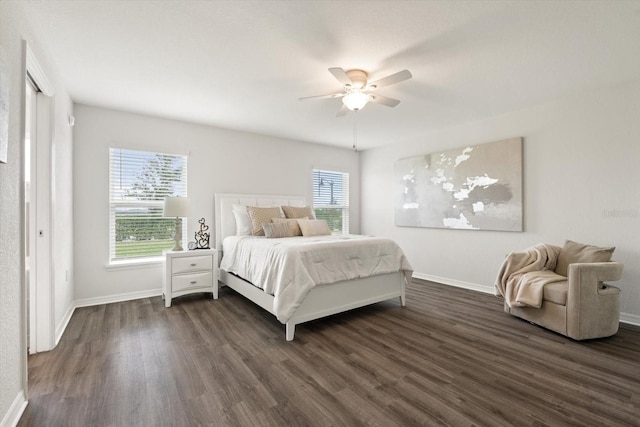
[19,280,640,426]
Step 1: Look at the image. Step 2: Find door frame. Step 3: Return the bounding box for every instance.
[22,41,55,360]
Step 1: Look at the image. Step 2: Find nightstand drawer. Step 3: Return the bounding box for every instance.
[172,255,213,274]
[171,271,213,292]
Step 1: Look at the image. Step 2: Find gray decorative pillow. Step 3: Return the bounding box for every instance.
[281,205,316,220]
[262,222,293,238]
[555,240,615,276]
[272,217,307,236]
[246,206,284,236]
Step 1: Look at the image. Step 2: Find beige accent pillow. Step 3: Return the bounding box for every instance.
[246,206,284,236]
[262,222,293,238]
[272,217,307,236]
[282,205,316,220]
[555,240,615,276]
[298,219,331,237]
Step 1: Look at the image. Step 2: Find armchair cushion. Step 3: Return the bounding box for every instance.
[543,280,568,305]
[555,240,615,277]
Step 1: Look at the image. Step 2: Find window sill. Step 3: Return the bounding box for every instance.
[105,256,164,271]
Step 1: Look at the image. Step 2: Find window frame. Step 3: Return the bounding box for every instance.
[108,147,188,265]
[312,169,350,235]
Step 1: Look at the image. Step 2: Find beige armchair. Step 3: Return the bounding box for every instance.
[496,241,623,340]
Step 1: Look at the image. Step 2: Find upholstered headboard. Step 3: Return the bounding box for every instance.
[214,193,307,251]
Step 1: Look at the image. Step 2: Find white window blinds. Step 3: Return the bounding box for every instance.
[109,148,187,261]
[313,169,350,234]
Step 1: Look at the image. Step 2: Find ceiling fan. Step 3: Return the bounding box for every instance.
[300,67,412,116]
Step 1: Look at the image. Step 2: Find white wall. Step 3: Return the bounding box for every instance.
[360,80,640,323]
[0,9,25,421]
[0,2,74,425]
[73,104,359,302]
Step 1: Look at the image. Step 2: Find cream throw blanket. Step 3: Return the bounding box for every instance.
[495,243,564,308]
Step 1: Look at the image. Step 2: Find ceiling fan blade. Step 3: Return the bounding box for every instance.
[336,104,349,117]
[299,92,345,101]
[368,69,412,89]
[370,94,401,108]
[328,67,352,86]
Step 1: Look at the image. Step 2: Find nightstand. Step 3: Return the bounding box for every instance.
[163,248,218,307]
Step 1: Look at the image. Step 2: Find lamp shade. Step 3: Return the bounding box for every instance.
[163,196,190,217]
[342,91,371,111]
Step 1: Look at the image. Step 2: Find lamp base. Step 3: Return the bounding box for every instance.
[172,217,184,251]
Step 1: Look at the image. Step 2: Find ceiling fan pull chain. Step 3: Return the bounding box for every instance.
[353,112,358,152]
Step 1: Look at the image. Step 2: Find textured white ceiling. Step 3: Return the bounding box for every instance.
[21,1,640,150]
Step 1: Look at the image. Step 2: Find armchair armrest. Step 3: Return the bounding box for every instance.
[566,262,623,340]
[568,262,624,285]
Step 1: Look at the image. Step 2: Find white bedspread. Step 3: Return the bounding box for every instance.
[220,235,413,323]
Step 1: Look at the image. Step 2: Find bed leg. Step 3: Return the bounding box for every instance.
[286,323,295,341]
[399,293,406,307]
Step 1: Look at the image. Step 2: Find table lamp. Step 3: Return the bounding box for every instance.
[163,196,190,251]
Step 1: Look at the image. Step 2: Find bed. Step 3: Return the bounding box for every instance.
[214,193,412,341]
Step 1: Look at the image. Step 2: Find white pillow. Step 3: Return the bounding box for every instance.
[232,204,252,236]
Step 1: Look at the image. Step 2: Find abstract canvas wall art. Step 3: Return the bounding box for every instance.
[395,137,523,231]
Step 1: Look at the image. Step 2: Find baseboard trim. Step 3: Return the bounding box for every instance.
[55,303,75,346]
[74,288,163,308]
[0,390,27,427]
[620,312,640,327]
[413,272,494,295]
[413,271,638,326]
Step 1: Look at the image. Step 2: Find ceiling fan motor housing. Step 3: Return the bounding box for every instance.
[345,69,368,89]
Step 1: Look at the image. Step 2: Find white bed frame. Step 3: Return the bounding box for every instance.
[214,193,405,341]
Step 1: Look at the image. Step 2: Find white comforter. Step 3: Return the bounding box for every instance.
[220,235,413,323]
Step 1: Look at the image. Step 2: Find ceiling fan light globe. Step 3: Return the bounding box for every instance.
[342,92,371,111]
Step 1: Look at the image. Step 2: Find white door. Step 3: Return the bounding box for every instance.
[24,44,55,354]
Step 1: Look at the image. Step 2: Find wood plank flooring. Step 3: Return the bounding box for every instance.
[19,280,640,426]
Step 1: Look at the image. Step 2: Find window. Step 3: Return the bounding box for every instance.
[109,148,187,262]
[313,169,350,234]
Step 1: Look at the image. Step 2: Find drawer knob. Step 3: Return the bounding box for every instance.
[190,280,197,284]
[190,263,197,267]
